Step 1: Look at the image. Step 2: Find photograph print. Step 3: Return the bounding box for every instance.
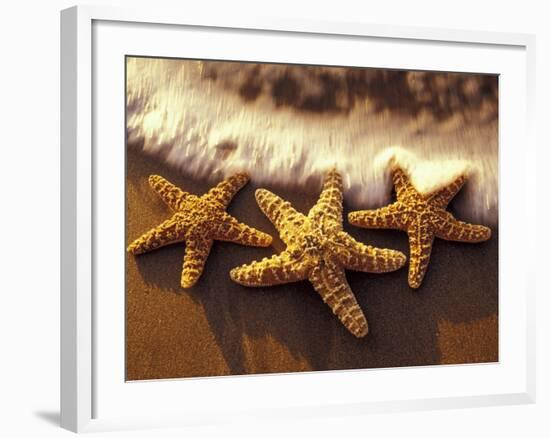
[125,56,498,380]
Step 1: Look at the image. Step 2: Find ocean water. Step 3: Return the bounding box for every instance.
[126,57,498,225]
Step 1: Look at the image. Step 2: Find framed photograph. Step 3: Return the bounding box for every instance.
[61,5,536,433]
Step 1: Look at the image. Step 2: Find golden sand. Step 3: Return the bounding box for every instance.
[126,147,498,380]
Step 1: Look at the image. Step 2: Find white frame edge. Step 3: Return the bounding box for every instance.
[61,5,93,433]
[60,4,537,433]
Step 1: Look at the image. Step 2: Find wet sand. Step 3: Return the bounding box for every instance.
[126,146,498,381]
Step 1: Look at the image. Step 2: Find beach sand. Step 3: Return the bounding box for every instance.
[126,146,498,381]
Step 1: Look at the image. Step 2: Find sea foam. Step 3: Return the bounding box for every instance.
[127,57,498,225]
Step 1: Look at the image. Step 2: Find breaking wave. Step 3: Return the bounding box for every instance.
[126,57,498,225]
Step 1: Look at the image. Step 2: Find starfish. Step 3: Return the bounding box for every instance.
[127,173,272,288]
[348,164,492,289]
[230,169,407,338]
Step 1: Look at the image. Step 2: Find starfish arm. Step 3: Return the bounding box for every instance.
[426,174,467,208]
[407,221,435,289]
[434,213,492,242]
[309,169,344,228]
[127,218,186,255]
[348,202,406,230]
[181,236,214,288]
[309,264,368,338]
[332,231,407,273]
[255,188,306,234]
[148,175,191,211]
[392,166,418,201]
[204,172,249,208]
[211,214,273,247]
[230,251,309,286]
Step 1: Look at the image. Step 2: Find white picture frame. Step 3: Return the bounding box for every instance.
[60,4,537,433]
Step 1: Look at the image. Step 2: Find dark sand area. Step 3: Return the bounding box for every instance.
[126,146,498,381]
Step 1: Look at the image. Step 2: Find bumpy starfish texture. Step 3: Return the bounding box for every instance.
[348,165,491,289]
[230,169,407,338]
[127,173,272,288]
